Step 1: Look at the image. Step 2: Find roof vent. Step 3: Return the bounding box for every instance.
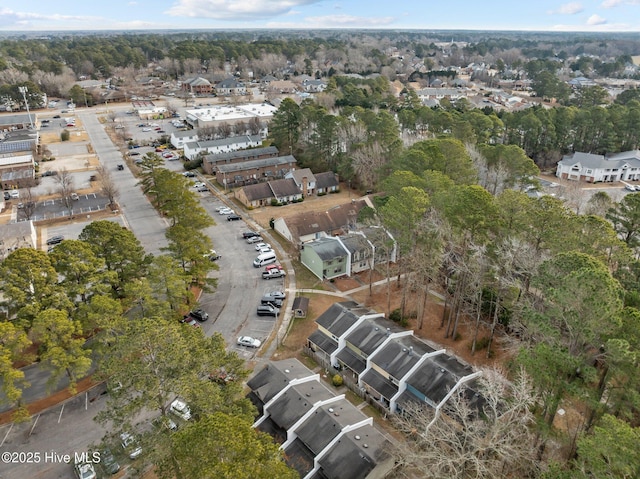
[363,444,369,448]
[386,328,391,336]
[440,368,445,373]
[402,348,407,352]
[374,327,379,331]
[328,408,334,413]
[284,369,290,373]
[354,435,360,440]
[409,346,414,355]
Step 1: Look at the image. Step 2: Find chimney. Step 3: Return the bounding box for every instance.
[302,176,308,197]
[386,328,391,336]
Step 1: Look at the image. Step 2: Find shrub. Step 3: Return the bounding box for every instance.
[473,337,490,351]
[318,191,327,196]
[332,374,343,387]
[389,308,402,322]
[60,130,70,141]
[270,198,280,206]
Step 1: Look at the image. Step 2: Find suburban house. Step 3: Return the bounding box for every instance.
[300,229,396,280]
[247,358,394,479]
[202,146,279,175]
[234,177,302,207]
[300,236,350,280]
[301,78,328,93]
[415,87,470,103]
[214,77,247,96]
[0,220,36,259]
[273,198,372,244]
[314,171,340,194]
[285,168,316,196]
[170,129,198,149]
[556,150,640,183]
[306,301,484,416]
[266,80,298,94]
[183,134,262,161]
[218,155,297,191]
[181,77,213,95]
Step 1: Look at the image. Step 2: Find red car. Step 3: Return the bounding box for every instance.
[265,264,284,272]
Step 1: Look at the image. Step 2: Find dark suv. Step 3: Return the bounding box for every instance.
[257,304,279,317]
[186,309,209,322]
[242,231,260,239]
[46,235,64,246]
[261,296,283,308]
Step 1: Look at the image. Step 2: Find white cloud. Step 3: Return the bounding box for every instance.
[268,14,395,29]
[0,8,98,28]
[165,0,321,20]
[549,2,584,14]
[601,0,640,6]
[587,13,607,24]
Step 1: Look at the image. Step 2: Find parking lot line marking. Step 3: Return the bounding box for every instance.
[0,423,13,446]
[28,415,39,437]
[57,404,64,424]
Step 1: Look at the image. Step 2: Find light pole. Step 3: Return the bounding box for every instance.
[18,86,34,129]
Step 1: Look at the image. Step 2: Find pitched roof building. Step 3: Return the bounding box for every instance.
[556,150,640,183]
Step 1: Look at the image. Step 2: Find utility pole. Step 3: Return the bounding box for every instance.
[18,86,34,129]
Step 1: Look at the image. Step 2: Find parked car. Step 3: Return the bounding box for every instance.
[625,184,636,192]
[265,264,284,272]
[262,269,286,280]
[3,191,9,200]
[193,181,206,189]
[46,235,64,246]
[120,432,142,459]
[187,308,209,322]
[41,170,58,177]
[71,192,79,200]
[142,127,151,132]
[99,448,120,475]
[237,336,261,348]
[264,291,286,301]
[254,242,271,251]
[227,214,242,221]
[218,207,233,215]
[261,296,283,308]
[242,231,260,239]
[179,316,200,328]
[117,164,124,170]
[205,249,221,261]
[74,458,97,479]
[170,398,192,420]
[246,235,263,243]
[9,189,19,198]
[257,304,279,317]
[183,171,196,177]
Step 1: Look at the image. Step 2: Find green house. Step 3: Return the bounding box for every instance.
[300,237,349,280]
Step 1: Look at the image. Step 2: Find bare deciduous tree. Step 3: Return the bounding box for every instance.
[54,168,75,213]
[96,165,119,207]
[391,368,539,479]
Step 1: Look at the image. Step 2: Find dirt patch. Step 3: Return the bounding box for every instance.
[0,376,99,425]
[278,275,510,370]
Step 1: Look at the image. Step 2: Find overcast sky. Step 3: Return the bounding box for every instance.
[1,0,639,32]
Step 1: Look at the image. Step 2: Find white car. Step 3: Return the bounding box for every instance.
[74,459,97,479]
[142,127,151,132]
[170,398,192,421]
[254,242,271,251]
[219,208,233,215]
[246,235,263,244]
[193,182,205,188]
[625,184,636,192]
[257,245,273,254]
[237,336,261,348]
[120,432,142,459]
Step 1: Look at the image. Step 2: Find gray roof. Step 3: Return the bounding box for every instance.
[0,113,35,127]
[216,155,296,174]
[284,199,366,239]
[267,381,334,431]
[558,150,640,169]
[306,236,349,261]
[402,354,475,408]
[315,301,372,338]
[293,398,370,455]
[241,182,274,202]
[308,329,338,354]
[288,167,316,185]
[204,146,279,165]
[315,424,391,479]
[314,171,339,189]
[246,359,315,407]
[172,130,198,139]
[339,233,371,255]
[369,335,436,381]
[361,368,398,399]
[184,77,211,86]
[269,178,301,197]
[341,317,404,366]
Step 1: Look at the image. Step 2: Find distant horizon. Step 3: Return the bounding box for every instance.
[2,1,640,34]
